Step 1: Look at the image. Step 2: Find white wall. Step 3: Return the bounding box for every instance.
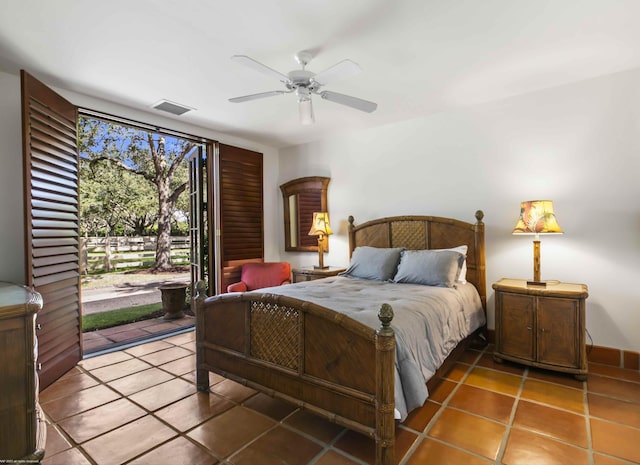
[0,70,281,285]
[280,67,640,352]
[0,72,27,283]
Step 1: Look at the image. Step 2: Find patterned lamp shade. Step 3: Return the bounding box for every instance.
[308,212,332,269]
[513,200,563,235]
[308,212,333,236]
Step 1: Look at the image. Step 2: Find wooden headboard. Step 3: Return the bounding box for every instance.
[347,211,486,310]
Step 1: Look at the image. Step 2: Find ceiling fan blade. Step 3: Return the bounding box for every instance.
[319,90,377,113]
[231,55,290,83]
[313,59,362,86]
[228,90,287,103]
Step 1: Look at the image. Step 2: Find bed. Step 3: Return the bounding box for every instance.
[194,211,486,465]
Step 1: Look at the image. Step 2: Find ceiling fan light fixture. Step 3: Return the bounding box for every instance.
[296,87,315,125]
[298,98,315,125]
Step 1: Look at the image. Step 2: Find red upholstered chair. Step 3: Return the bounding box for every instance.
[226,262,292,293]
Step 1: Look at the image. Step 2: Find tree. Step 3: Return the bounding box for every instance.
[79,117,195,270]
[80,157,158,236]
[149,133,193,269]
[80,158,127,236]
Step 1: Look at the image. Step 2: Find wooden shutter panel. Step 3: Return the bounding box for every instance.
[218,144,263,291]
[297,191,321,248]
[21,71,81,390]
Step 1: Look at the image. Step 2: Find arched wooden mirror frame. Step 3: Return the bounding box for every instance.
[280,176,330,252]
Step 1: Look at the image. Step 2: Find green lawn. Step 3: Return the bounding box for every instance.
[82,303,163,332]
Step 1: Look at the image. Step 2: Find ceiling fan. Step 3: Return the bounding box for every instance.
[228,51,377,125]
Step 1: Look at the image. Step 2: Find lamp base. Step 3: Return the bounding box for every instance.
[526,280,547,287]
[313,265,329,270]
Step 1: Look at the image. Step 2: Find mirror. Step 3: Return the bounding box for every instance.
[280,176,330,252]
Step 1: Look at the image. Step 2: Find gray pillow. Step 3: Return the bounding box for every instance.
[393,249,465,287]
[341,246,404,281]
[437,245,468,283]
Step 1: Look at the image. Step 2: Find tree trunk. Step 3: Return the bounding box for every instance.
[155,178,172,270]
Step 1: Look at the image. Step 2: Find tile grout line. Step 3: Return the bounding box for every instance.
[42,361,118,465]
[583,376,595,465]
[453,347,524,465]
[136,339,356,465]
[224,394,369,465]
[44,337,195,465]
[84,341,186,465]
[492,365,528,464]
[95,335,213,465]
[397,346,495,465]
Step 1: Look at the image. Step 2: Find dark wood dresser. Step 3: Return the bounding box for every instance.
[0,282,46,461]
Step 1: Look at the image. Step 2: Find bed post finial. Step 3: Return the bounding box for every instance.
[348,215,354,228]
[377,303,394,336]
[475,210,484,224]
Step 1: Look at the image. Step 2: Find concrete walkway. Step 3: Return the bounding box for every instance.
[80,271,193,354]
[82,272,190,315]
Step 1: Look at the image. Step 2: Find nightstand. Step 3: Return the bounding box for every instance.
[492,278,589,380]
[292,266,346,283]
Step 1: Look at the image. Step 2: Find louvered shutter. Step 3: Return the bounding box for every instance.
[218,144,263,292]
[21,71,81,390]
[297,191,321,248]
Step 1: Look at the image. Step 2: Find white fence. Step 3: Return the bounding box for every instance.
[81,236,189,273]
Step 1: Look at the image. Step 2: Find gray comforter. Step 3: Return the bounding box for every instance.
[249,276,485,421]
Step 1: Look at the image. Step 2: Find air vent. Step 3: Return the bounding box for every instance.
[151,100,194,116]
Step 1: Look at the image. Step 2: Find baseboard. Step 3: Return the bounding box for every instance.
[588,345,640,371]
[485,329,639,371]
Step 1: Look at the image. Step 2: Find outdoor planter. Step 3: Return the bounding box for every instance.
[159,283,188,320]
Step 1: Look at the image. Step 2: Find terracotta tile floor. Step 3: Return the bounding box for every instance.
[41,336,640,465]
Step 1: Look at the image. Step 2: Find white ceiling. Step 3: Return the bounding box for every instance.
[1,0,639,148]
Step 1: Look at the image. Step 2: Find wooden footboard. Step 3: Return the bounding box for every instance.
[194,281,396,465]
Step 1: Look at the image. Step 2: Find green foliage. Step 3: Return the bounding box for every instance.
[78,118,192,191]
[82,303,163,331]
[78,116,197,268]
[80,157,158,235]
[171,222,189,236]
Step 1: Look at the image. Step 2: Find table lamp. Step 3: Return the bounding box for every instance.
[308,212,332,269]
[513,200,563,287]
